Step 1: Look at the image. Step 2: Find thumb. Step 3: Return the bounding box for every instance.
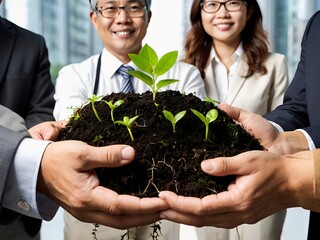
[201,151,257,176]
[81,144,135,170]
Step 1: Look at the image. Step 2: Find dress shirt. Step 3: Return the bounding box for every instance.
[211,44,243,102]
[54,48,206,120]
[3,138,59,220]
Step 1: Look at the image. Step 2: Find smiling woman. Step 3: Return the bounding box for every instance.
[180,0,289,240]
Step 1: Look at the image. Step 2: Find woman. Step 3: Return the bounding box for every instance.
[182,0,289,239]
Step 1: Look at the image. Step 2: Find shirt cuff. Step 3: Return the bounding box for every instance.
[2,138,59,220]
[269,121,316,150]
[295,129,316,150]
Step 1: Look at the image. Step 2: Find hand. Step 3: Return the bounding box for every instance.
[159,150,316,228]
[28,121,66,141]
[219,103,309,154]
[38,141,168,229]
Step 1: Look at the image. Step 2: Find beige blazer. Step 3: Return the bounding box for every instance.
[204,52,289,114]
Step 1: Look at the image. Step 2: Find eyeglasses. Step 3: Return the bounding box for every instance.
[200,0,247,14]
[96,2,147,18]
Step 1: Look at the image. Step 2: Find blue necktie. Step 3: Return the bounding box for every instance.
[117,65,134,93]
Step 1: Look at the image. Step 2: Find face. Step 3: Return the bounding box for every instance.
[90,0,151,63]
[201,0,249,47]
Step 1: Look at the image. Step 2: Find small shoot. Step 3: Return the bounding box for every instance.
[88,94,103,122]
[191,109,218,140]
[102,99,124,122]
[204,97,220,105]
[115,115,139,141]
[127,44,179,100]
[162,110,186,133]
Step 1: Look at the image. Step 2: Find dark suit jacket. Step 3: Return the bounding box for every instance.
[0,16,55,129]
[265,11,320,147]
[0,16,55,236]
[264,11,320,240]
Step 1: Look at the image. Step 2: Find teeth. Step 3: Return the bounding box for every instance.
[216,24,231,27]
[116,31,130,35]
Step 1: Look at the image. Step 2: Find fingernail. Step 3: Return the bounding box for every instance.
[201,161,214,172]
[122,146,134,160]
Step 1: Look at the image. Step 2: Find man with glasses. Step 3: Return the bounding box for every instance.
[53,0,206,239]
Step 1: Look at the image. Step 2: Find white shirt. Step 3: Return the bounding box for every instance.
[54,48,206,120]
[211,44,243,102]
[3,138,59,220]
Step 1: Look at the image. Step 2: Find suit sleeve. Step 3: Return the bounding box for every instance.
[265,11,320,147]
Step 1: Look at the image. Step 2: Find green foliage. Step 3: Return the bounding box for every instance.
[88,94,103,122]
[50,63,64,85]
[128,44,179,100]
[191,109,218,140]
[204,97,220,105]
[102,99,124,122]
[162,110,186,133]
[115,115,139,141]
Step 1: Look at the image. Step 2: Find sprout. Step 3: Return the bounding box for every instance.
[162,110,186,133]
[102,99,124,122]
[204,97,220,105]
[191,109,218,140]
[115,115,139,141]
[127,44,179,101]
[87,94,103,122]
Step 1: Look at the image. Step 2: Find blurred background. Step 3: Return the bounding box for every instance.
[1,0,319,239]
[2,0,320,82]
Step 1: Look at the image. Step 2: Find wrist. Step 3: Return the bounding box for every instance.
[277,131,309,154]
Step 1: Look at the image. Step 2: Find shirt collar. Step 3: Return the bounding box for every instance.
[101,48,136,79]
[210,43,244,64]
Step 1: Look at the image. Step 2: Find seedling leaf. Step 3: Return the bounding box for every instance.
[155,51,178,76]
[127,70,153,86]
[156,79,179,89]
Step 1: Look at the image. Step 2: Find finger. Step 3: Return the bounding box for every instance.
[78,144,135,170]
[201,152,258,177]
[68,209,162,229]
[219,103,242,122]
[81,187,168,215]
[43,121,67,140]
[159,190,241,216]
[159,209,250,228]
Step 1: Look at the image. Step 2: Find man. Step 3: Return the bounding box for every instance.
[0,104,168,238]
[53,0,205,239]
[159,10,320,240]
[0,1,55,238]
[0,2,55,129]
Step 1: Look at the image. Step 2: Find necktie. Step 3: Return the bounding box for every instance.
[117,65,134,93]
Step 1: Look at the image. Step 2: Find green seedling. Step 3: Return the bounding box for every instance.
[102,99,124,122]
[115,115,139,141]
[204,97,220,105]
[127,44,179,101]
[191,109,218,140]
[162,110,186,133]
[88,94,103,122]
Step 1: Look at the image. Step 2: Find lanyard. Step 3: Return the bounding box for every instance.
[93,53,102,95]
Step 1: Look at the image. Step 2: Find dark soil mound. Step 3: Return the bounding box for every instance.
[59,90,263,198]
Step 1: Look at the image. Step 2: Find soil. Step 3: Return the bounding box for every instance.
[58,90,264,198]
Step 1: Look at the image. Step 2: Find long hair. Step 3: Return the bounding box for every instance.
[183,0,269,78]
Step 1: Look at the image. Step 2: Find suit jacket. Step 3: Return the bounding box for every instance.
[265,11,320,147]
[204,52,289,115]
[0,16,55,129]
[0,16,55,237]
[264,11,320,240]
